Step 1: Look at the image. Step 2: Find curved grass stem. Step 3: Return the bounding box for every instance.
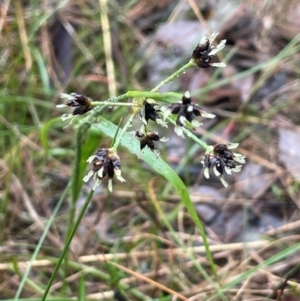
[151,60,195,92]
[41,189,94,301]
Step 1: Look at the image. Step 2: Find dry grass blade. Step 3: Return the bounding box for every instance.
[0,240,270,271]
[106,260,189,301]
[99,0,117,97]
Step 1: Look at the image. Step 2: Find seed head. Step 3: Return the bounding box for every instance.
[57,93,93,125]
[135,130,168,157]
[201,143,246,187]
[192,32,226,68]
[167,91,215,138]
[83,148,125,192]
[140,100,168,127]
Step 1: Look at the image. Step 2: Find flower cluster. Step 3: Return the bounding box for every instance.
[57,31,245,192]
[83,148,125,192]
[57,93,92,125]
[191,32,226,68]
[140,100,167,127]
[134,130,168,156]
[162,91,215,137]
[201,143,246,187]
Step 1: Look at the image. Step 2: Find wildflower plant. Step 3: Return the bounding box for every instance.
[44,31,247,301]
[56,31,245,191]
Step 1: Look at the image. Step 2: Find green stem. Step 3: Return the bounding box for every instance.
[126,90,181,102]
[181,126,211,151]
[168,117,212,152]
[41,189,94,301]
[13,182,71,301]
[91,93,128,106]
[91,101,136,107]
[151,60,195,92]
[112,113,135,150]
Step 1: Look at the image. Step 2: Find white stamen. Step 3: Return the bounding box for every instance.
[225,166,232,175]
[97,166,104,178]
[199,35,208,46]
[211,62,226,68]
[187,105,193,112]
[60,93,75,100]
[108,179,113,192]
[159,137,169,142]
[160,106,172,120]
[179,115,187,126]
[184,91,191,98]
[233,153,246,163]
[232,166,242,173]
[86,155,96,163]
[220,176,228,187]
[156,118,168,128]
[56,104,68,108]
[204,167,210,179]
[200,111,216,118]
[174,125,185,138]
[213,165,221,177]
[209,32,219,44]
[228,143,239,149]
[191,120,202,128]
[217,39,226,49]
[83,170,94,182]
[115,169,126,182]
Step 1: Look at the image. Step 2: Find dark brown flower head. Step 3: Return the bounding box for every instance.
[167,91,215,137]
[135,131,160,151]
[140,100,167,127]
[57,93,93,125]
[135,130,168,156]
[141,101,160,123]
[191,32,226,68]
[58,93,92,115]
[201,143,246,187]
[83,148,125,192]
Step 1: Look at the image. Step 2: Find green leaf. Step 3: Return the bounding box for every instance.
[40,117,62,156]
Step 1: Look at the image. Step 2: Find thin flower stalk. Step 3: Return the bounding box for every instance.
[151,61,195,92]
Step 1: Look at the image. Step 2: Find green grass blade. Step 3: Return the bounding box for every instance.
[13,182,72,300]
[41,189,94,301]
[78,273,86,301]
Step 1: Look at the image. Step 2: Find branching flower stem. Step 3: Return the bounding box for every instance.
[112,113,135,150]
[91,101,137,107]
[89,91,181,108]
[151,60,195,92]
[168,117,212,152]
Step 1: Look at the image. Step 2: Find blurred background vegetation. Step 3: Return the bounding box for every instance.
[1,0,300,300]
